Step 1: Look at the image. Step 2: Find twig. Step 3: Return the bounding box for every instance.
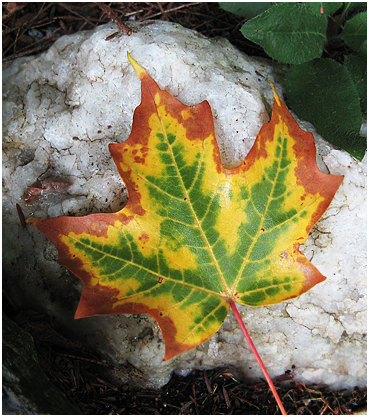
[3,39,58,62]
[2,3,54,36]
[222,384,231,409]
[95,3,132,35]
[147,2,202,20]
[124,9,145,18]
[230,300,287,415]
[3,26,61,62]
[204,370,212,394]
[58,2,96,28]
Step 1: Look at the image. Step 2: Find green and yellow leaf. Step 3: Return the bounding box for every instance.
[28,53,343,360]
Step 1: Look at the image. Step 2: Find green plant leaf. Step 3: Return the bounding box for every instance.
[285,58,366,160]
[306,2,342,16]
[219,2,273,19]
[347,3,367,14]
[341,11,367,56]
[240,3,327,64]
[28,54,343,361]
[344,55,367,113]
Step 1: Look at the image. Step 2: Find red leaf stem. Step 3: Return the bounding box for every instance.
[230,300,287,415]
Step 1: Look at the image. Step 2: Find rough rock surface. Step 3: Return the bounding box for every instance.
[2,21,366,390]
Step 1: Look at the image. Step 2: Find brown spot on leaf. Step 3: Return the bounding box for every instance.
[134,156,145,164]
[138,233,149,243]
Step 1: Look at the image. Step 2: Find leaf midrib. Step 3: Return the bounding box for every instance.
[152,98,232,300]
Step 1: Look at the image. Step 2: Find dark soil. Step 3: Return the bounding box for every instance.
[3,3,367,415]
[2,2,267,62]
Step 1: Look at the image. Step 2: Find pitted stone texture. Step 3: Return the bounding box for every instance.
[2,20,366,390]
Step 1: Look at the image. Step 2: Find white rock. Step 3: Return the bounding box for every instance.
[2,21,366,390]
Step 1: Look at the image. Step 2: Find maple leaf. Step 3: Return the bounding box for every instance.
[28,53,343,361]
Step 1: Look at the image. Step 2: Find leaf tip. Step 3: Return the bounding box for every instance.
[127,51,147,80]
[267,80,282,107]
